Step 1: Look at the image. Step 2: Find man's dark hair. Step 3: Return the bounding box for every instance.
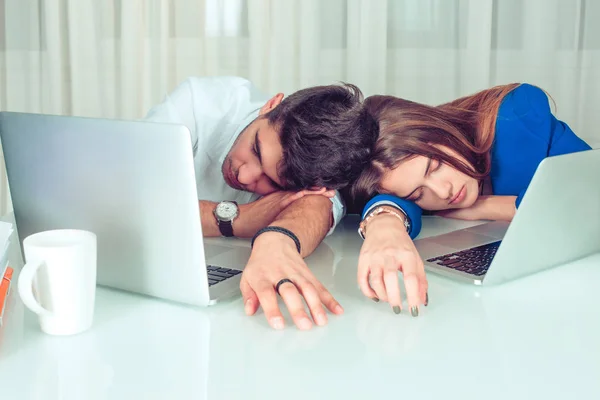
[265,83,379,191]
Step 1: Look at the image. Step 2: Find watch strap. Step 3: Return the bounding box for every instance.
[218,220,235,237]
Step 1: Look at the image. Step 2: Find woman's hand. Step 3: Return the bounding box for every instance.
[357,213,428,316]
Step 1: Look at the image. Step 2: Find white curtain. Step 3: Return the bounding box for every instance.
[1,0,599,214]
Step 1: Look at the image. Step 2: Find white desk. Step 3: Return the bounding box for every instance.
[1,215,599,400]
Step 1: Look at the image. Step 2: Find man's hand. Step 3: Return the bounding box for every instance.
[240,232,343,330]
[434,195,517,221]
[239,194,343,330]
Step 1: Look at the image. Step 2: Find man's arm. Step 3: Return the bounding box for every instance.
[259,194,332,258]
[199,196,293,238]
[199,189,335,238]
[199,198,288,239]
[199,200,221,237]
[240,195,343,331]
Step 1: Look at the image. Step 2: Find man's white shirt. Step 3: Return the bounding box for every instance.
[143,76,345,234]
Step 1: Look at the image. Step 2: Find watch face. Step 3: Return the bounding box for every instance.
[216,201,238,220]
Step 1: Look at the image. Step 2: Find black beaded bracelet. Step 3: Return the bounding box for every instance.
[251,226,302,254]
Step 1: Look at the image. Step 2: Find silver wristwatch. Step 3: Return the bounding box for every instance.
[213,201,239,237]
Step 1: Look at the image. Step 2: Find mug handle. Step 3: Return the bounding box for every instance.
[18,259,52,317]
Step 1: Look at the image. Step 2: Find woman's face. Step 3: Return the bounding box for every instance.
[379,146,480,211]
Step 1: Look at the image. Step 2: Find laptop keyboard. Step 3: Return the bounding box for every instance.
[425,241,502,276]
[207,265,242,286]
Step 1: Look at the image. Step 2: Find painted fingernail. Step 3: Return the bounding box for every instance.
[372,297,380,303]
[411,306,419,317]
[393,306,401,315]
[271,317,284,330]
[316,313,327,326]
[298,317,312,330]
[425,292,429,307]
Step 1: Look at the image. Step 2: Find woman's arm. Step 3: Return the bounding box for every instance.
[361,194,423,239]
[436,195,518,221]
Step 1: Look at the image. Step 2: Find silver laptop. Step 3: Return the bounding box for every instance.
[0,111,251,306]
[414,148,600,285]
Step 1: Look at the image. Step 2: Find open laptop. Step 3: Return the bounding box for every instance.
[414,148,600,285]
[0,111,251,306]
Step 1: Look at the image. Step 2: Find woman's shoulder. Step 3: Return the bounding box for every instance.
[494,83,563,152]
[498,83,551,121]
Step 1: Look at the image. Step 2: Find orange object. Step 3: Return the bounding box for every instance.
[0,266,14,322]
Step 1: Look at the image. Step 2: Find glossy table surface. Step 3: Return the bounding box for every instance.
[1,215,599,400]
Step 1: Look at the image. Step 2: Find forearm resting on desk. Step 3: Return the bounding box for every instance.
[199,191,326,239]
[255,195,332,258]
[436,195,517,221]
[199,200,221,237]
[199,199,279,238]
[477,195,518,221]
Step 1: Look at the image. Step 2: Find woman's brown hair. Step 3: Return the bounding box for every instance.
[350,83,524,208]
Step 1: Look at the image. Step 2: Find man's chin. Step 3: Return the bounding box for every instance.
[226,179,249,193]
[222,174,234,189]
[221,163,238,190]
[226,181,245,192]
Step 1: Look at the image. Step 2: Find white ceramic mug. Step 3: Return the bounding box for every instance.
[18,229,97,335]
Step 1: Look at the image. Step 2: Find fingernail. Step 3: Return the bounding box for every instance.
[298,317,312,330]
[244,299,253,315]
[372,297,380,303]
[393,306,401,315]
[271,317,284,330]
[316,314,327,326]
[411,306,419,317]
[425,292,429,307]
[334,304,344,314]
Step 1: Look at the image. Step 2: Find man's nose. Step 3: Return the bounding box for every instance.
[237,164,260,186]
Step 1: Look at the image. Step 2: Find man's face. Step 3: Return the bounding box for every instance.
[221,94,288,196]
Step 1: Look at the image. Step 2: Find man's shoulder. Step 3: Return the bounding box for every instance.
[179,75,255,91]
[178,76,269,111]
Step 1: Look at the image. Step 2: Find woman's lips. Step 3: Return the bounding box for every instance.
[449,185,466,205]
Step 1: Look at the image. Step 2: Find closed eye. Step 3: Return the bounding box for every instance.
[409,188,424,202]
[252,132,261,162]
[427,159,441,175]
[409,159,441,202]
